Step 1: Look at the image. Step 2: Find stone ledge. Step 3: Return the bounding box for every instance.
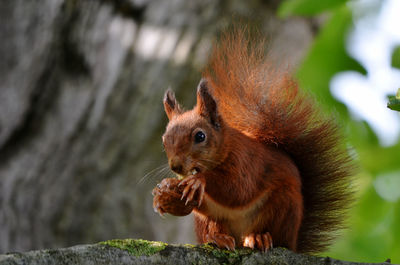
[0,239,393,265]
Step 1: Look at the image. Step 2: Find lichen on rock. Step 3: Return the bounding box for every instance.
[100,239,167,256]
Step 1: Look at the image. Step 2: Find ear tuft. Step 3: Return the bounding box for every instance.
[163,88,182,120]
[197,78,221,129]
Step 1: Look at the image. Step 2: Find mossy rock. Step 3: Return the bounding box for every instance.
[100,239,167,257]
[0,239,390,265]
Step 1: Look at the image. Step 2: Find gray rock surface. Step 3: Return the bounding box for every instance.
[0,239,391,265]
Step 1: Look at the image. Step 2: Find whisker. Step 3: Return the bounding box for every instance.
[136,163,169,186]
[163,169,176,180]
[152,166,172,182]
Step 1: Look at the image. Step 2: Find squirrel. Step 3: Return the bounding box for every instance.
[152,28,354,254]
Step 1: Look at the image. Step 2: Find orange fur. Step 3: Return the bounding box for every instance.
[157,27,354,254]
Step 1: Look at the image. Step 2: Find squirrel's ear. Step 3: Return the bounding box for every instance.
[197,78,221,129]
[163,89,182,120]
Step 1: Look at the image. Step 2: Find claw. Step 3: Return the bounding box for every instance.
[185,181,199,205]
[178,177,189,187]
[181,182,192,200]
[256,234,263,251]
[158,208,165,218]
[153,202,165,217]
[207,233,236,250]
[263,233,273,250]
[179,175,206,207]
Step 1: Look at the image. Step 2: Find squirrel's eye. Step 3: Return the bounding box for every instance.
[194,131,206,143]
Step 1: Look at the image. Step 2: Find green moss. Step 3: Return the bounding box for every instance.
[100,239,255,261]
[183,243,197,248]
[100,239,167,257]
[199,243,253,262]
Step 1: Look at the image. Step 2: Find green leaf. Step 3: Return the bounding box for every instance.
[349,121,400,175]
[387,90,400,111]
[391,45,400,69]
[278,0,348,17]
[296,5,366,115]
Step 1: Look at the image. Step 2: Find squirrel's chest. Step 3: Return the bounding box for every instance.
[196,190,270,238]
[202,191,268,217]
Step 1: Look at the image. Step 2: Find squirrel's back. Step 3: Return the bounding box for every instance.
[202,28,355,254]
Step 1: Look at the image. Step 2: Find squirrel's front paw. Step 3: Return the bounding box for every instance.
[206,232,236,251]
[152,178,195,216]
[179,174,206,207]
[243,232,273,252]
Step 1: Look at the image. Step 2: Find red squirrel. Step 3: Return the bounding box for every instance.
[152,28,354,254]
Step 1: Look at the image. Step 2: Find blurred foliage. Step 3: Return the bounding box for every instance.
[387,93,400,112]
[392,46,400,69]
[278,0,347,17]
[279,0,400,263]
[296,4,366,116]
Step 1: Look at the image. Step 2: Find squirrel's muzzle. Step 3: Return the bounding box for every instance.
[170,158,184,174]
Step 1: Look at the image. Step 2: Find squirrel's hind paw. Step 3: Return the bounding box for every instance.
[243,232,273,252]
[206,232,236,251]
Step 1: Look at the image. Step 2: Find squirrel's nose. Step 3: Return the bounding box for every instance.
[170,159,184,174]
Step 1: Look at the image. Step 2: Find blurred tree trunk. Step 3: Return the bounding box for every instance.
[0,0,316,252]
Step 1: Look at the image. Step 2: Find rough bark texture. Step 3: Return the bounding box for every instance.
[0,239,393,265]
[0,0,316,253]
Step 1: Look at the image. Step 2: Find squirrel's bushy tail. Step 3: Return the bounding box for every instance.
[203,27,355,254]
